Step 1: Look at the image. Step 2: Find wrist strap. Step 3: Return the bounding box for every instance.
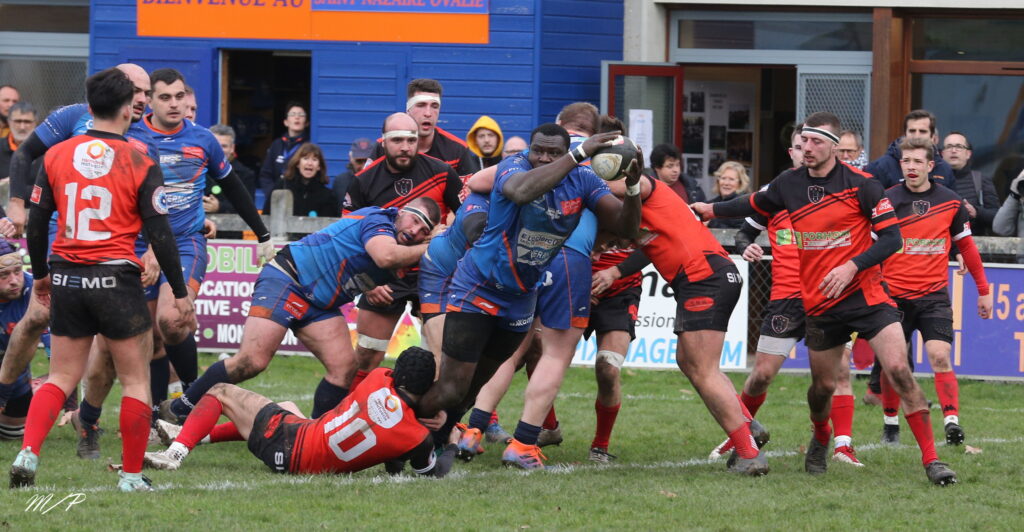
[569,145,587,165]
[626,183,640,196]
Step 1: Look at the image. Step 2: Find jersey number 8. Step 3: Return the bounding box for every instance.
[323,402,377,462]
[64,182,113,241]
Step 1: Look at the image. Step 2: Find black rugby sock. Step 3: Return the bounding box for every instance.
[311,378,348,418]
[165,336,198,390]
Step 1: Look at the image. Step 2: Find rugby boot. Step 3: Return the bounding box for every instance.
[502,439,547,470]
[832,445,865,467]
[536,423,563,448]
[485,421,513,444]
[71,411,102,460]
[155,419,183,447]
[925,460,957,486]
[143,443,188,471]
[727,449,769,476]
[117,471,154,492]
[750,419,771,449]
[455,423,485,461]
[805,437,829,474]
[709,438,734,460]
[9,447,38,488]
[881,423,900,445]
[588,447,617,464]
[944,422,965,446]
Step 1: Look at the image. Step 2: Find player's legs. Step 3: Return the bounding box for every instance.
[71,336,118,459]
[421,314,446,374]
[354,308,402,373]
[803,344,844,474]
[595,330,628,408]
[514,323,584,443]
[830,346,862,465]
[743,352,787,398]
[925,339,963,444]
[295,315,358,417]
[104,329,155,480]
[676,330,746,432]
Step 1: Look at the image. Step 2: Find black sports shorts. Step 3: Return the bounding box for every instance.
[670,264,742,333]
[895,294,953,344]
[758,298,806,339]
[50,264,151,339]
[805,302,902,351]
[584,286,641,340]
[247,403,303,474]
[357,272,420,316]
[440,311,526,364]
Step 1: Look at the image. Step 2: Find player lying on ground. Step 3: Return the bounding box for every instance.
[145,347,457,478]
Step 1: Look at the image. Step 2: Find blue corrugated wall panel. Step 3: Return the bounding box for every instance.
[90,0,623,172]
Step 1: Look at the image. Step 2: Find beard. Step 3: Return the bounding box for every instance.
[386,152,414,173]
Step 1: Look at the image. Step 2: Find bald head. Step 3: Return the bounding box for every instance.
[116,63,150,122]
[383,112,417,134]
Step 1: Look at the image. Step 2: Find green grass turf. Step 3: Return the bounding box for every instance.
[2,353,1022,531]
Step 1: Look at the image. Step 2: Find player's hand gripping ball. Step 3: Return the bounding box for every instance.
[590,136,640,181]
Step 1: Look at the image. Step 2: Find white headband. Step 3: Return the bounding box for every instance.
[402,206,435,232]
[802,126,840,144]
[383,130,417,140]
[406,94,440,111]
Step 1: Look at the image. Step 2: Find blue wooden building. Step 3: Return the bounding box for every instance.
[89,0,624,173]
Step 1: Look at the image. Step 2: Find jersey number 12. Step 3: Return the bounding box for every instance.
[64,182,112,241]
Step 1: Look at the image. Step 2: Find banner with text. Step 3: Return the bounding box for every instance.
[786,263,1024,379]
[571,257,749,370]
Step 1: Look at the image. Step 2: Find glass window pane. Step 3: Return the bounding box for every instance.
[614,75,674,147]
[678,19,871,51]
[912,19,1024,61]
[0,5,89,33]
[0,58,86,118]
[912,73,1024,193]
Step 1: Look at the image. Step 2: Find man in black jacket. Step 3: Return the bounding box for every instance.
[333,137,373,209]
[943,131,999,236]
[206,124,258,214]
[258,101,308,208]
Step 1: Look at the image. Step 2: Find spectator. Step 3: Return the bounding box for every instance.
[502,135,527,158]
[332,137,373,209]
[993,171,1024,263]
[1,101,36,181]
[649,143,705,203]
[707,161,750,229]
[864,109,955,189]
[183,85,197,123]
[264,142,340,218]
[466,115,504,169]
[0,85,18,138]
[259,101,309,209]
[204,124,258,213]
[944,131,999,236]
[786,122,804,169]
[837,130,868,170]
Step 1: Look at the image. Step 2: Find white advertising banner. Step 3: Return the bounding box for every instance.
[572,256,749,370]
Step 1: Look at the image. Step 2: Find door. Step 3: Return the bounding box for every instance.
[602,62,684,162]
[118,46,216,127]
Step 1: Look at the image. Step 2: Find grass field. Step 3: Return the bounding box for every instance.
[1,352,1022,531]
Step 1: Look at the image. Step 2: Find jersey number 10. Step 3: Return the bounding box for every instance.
[323,402,376,462]
[64,182,113,241]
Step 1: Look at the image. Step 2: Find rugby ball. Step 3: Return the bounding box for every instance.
[590,136,640,181]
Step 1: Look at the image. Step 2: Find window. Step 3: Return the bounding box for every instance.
[675,12,871,52]
[912,18,1024,61]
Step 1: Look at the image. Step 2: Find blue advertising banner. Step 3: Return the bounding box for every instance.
[311,0,489,14]
[785,263,1024,380]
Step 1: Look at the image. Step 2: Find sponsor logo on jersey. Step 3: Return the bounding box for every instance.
[367,387,404,429]
[795,230,852,250]
[775,228,794,246]
[73,140,115,179]
[152,186,170,215]
[901,237,946,255]
[516,229,566,267]
[471,296,499,316]
[30,185,41,204]
[394,178,413,197]
[182,146,204,159]
[160,154,182,166]
[560,198,582,216]
[807,185,826,204]
[873,197,894,217]
[912,200,930,216]
[683,296,714,312]
[635,228,659,247]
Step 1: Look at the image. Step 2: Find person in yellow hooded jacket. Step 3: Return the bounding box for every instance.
[466,115,505,169]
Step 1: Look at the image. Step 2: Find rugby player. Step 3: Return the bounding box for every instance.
[160,198,440,423]
[415,122,642,469]
[11,67,193,491]
[346,112,462,394]
[878,137,992,446]
[144,347,458,478]
[693,111,957,485]
[0,240,50,441]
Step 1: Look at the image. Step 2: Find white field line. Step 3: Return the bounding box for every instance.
[18,436,1021,494]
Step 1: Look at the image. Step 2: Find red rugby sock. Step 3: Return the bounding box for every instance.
[728,424,759,459]
[350,370,370,392]
[933,371,959,418]
[20,382,65,454]
[740,391,767,418]
[905,409,940,466]
[177,395,223,450]
[830,394,855,439]
[210,422,243,443]
[591,400,621,449]
[542,406,558,431]
[120,397,151,474]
